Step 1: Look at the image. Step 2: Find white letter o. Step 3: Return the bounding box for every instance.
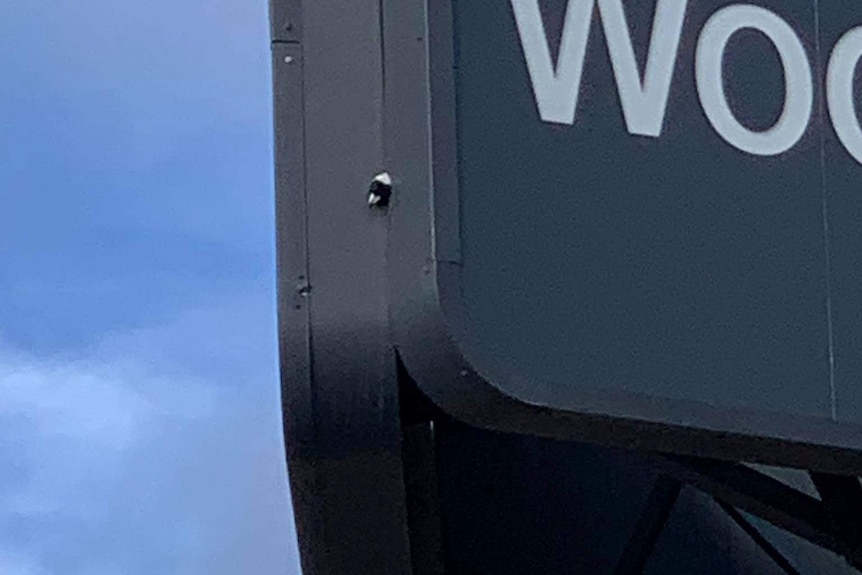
[696,5,813,156]
[827,27,862,165]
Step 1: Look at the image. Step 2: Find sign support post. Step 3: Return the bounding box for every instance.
[271,0,413,572]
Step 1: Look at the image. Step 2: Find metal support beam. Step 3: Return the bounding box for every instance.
[716,501,803,575]
[649,454,862,565]
[810,473,862,533]
[271,0,414,571]
[810,472,862,570]
[402,421,445,575]
[614,476,682,575]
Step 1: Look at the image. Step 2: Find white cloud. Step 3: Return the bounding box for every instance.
[0,340,215,524]
[0,351,211,450]
[0,0,297,570]
[0,292,299,574]
[93,284,278,388]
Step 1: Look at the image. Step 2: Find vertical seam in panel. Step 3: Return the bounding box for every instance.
[296,35,318,444]
[813,0,838,421]
[424,0,437,259]
[378,0,387,163]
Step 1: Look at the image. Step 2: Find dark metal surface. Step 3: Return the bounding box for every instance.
[718,502,805,575]
[739,509,862,575]
[614,476,683,575]
[271,0,413,572]
[650,454,862,564]
[402,421,445,575]
[455,0,828,418]
[269,0,300,43]
[810,471,862,564]
[272,1,862,573]
[643,486,792,575]
[385,0,862,472]
[822,0,862,427]
[431,421,837,574]
[433,421,659,574]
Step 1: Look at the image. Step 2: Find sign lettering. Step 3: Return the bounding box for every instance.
[512,0,862,163]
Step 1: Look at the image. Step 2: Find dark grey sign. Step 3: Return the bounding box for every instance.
[385,0,862,471]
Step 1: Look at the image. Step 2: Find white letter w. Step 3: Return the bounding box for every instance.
[510,0,687,137]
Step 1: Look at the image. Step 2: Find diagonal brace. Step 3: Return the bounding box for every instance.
[647,453,862,566]
[614,476,683,575]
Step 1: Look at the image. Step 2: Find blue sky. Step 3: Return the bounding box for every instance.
[0,0,300,573]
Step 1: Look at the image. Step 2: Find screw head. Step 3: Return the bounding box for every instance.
[284,56,294,64]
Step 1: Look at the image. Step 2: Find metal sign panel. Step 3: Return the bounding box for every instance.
[385,0,862,471]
